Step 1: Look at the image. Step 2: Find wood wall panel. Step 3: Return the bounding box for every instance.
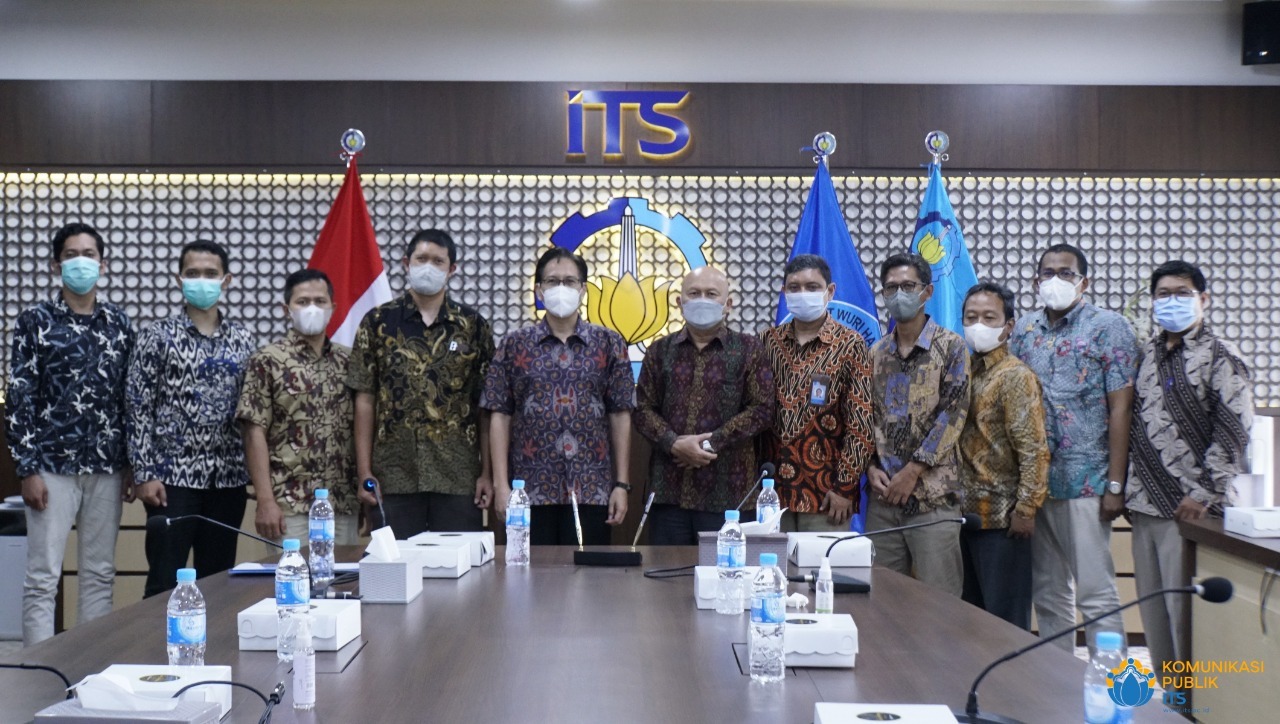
[0,81,151,166]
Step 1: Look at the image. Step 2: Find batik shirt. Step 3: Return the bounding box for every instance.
[1127,325,1253,518]
[634,326,775,513]
[869,317,971,513]
[761,315,875,514]
[6,294,134,477]
[126,312,256,489]
[958,345,1049,529]
[1009,303,1139,500]
[347,293,494,497]
[236,330,357,516]
[481,318,635,506]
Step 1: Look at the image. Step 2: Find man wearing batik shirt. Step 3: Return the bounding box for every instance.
[866,253,970,596]
[1127,260,1252,677]
[237,269,357,553]
[129,240,257,597]
[348,229,495,537]
[635,267,774,545]
[1009,243,1138,653]
[484,248,634,545]
[958,282,1049,628]
[6,223,134,645]
[762,254,875,532]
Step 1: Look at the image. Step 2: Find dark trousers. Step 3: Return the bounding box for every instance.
[961,527,1033,630]
[648,505,726,546]
[379,492,484,538]
[143,485,247,598]
[530,504,609,546]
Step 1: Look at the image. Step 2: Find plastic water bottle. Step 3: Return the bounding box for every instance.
[292,612,316,711]
[166,568,206,666]
[815,558,834,615]
[1084,631,1132,723]
[505,479,531,566]
[308,488,335,597]
[756,478,780,530]
[276,538,310,662]
[715,510,746,614]
[750,552,787,683]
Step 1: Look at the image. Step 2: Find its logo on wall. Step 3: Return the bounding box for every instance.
[566,90,692,160]
[550,197,708,377]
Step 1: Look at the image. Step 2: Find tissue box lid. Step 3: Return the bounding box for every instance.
[788,532,872,567]
[237,597,360,641]
[1224,507,1280,537]
[815,703,958,724]
[784,613,859,655]
[396,540,472,570]
[406,531,495,564]
[96,665,233,720]
[36,699,222,723]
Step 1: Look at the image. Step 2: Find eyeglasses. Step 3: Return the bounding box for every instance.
[1153,290,1198,300]
[883,282,922,295]
[1036,270,1083,282]
[540,277,582,289]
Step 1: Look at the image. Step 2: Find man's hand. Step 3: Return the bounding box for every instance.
[494,483,512,525]
[135,480,166,508]
[606,487,629,525]
[356,475,379,507]
[474,475,494,510]
[867,466,890,498]
[1100,492,1126,522]
[120,469,136,504]
[1008,512,1035,539]
[1173,495,1207,522]
[255,498,286,540]
[819,490,853,526]
[21,475,48,512]
[884,464,923,507]
[670,433,717,469]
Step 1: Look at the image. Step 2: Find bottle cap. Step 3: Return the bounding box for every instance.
[1096,631,1124,651]
[762,478,775,489]
[176,568,196,584]
[818,558,832,577]
[759,553,778,566]
[314,489,329,499]
[512,479,526,490]
[283,538,301,551]
[724,509,740,521]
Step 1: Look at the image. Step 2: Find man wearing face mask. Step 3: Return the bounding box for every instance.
[957,282,1049,628]
[761,254,875,532]
[1126,260,1252,678]
[634,266,775,544]
[483,248,635,545]
[128,239,257,597]
[237,269,357,552]
[1008,242,1138,653]
[6,223,135,645]
[866,253,970,596]
[348,229,494,536]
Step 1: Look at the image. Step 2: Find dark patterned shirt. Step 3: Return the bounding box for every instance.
[869,317,971,512]
[634,326,775,513]
[347,293,494,496]
[761,315,875,514]
[6,294,134,477]
[1127,325,1253,518]
[236,331,357,516]
[481,319,635,506]
[126,312,256,489]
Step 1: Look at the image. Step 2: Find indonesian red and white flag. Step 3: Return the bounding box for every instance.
[307,158,392,347]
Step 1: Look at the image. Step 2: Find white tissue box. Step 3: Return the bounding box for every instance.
[406,531,495,566]
[94,665,233,720]
[784,613,859,668]
[693,565,758,610]
[1224,507,1280,538]
[788,532,873,568]
[816,703,958,723]
[36,698,222,723]
[396,540,472,578]
[236,597,361,651]
[359,559,423,603]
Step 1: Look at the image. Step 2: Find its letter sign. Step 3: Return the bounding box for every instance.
[566,90,691,160]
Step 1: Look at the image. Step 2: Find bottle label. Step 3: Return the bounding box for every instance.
[309,518,334,541]
[506,506,529,527]
[293,651,316,707]
[276,579,310,606]
[717,542,746,568]
[167,613,206,645]
[750,592,785,624]
[756,505,779,524]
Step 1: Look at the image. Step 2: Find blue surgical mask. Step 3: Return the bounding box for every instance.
[182,278,224,310]
[1153,296,1200,333]
[60,257,100,295]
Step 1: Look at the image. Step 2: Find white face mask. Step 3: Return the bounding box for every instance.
[785,291,828,322]
[408,262,448,296]
[291,305,332,336]
[542,285,582,319]
[1037,276,1081,311]
[681,298,725,330]
[963,323,1006,354]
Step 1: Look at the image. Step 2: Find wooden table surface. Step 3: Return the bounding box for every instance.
[1,546,1184,723]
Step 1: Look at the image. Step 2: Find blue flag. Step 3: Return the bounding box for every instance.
[910,163,978,336]
[776,160,879,533]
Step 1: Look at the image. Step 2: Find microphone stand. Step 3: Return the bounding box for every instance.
[734,463,778,511]
[788,515,977,593]
[0,662,73,698]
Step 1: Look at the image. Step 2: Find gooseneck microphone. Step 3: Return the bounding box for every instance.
[363,478,388,530]
[735,462,778,511]
[956,577,1234,724]
[0,662,73,698]
[147,514,282,549]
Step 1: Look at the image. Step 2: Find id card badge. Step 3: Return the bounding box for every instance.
[809,374,832,406]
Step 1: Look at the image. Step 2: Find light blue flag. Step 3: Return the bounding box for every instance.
[776,160,879,532]
[910,163,979,336]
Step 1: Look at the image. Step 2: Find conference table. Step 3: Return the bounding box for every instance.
[1,546,1183,723]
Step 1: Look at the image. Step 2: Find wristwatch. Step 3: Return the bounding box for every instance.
[612,482,633,493]
[1106,480,1123,495]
